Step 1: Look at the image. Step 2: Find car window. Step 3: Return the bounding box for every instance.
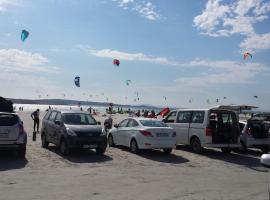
[176,111,192,123]
[118,119,129,128]
[165,112,177,123]
[55,113,62,122]
[128,119,139,127]
[191,111,205,124]
[0,114,19,126]
[63,113,97,125]
[140,120,168,127]
[48,112,57,122]
[43,111,51,120]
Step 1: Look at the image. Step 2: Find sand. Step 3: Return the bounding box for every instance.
[0,111,269,200]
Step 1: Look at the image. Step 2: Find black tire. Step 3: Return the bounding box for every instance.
[59,139,69,156]
[130,139,139,154]
[96,147,106,155]
[190,137,202,154]
[221,147,232,154]
[239,141,247,153]
[108,134,115,147]
[260,146,269,154]
[17,145,26,158]
[41,133,49,148]
[163,148,172,154]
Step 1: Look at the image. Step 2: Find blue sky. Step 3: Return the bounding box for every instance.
[0,0,270,109]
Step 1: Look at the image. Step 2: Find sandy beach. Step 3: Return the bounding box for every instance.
[0,111,268,200]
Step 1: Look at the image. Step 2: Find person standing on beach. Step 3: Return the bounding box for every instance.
[31,109,40,132]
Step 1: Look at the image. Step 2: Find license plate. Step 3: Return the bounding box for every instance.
[83,144,97,148]
[156,133,168,137]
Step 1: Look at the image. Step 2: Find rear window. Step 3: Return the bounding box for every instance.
[140,120,168,127]
[0,114,19,126]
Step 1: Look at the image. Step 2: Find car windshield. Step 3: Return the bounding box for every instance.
[63,113,97,125]
[0,114,19,126]
[139,120,168,127]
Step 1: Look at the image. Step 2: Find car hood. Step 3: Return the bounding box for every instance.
[65,124,102,133]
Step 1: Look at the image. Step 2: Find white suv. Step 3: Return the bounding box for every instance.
[0,112,27,158]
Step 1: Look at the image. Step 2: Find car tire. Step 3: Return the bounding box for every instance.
[96,147,106,155]
[17,145,26,158]
[60,139,69,156]
[260,146,269,154]
[221,147,232,154]
[130,139,139,154]
[41,133,49,148]
[239,141,247,153]
[163,148,172,154]
[190,137,202,154]
[108,134,115,147]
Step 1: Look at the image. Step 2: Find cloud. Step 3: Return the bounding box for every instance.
[0,0,19,12]
[88,48,179,66]
[113,0,160,21]
[0,49,59,73]
[194,0,270,52]
[240,32,270,52]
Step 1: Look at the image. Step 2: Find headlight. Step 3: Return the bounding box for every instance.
[66,128,77,136]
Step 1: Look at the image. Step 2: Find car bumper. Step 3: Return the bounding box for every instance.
[67,136,107,149]
[243,137,270,147]
[138,139,176,149]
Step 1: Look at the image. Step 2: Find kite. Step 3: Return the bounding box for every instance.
[113,59,120,66]
[223,96,227,99]
[21,30,29,42]
[163,96,167,101]
[125,80,131,86]
[253,95,258,98]
[243,52,252,60]
[157,107,170,117]
[74,76,80,87]
[216,98,219,103]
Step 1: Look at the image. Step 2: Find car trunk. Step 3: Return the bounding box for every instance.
[247,119,270,139]
[145,127,173,140]
[208,110,239,144]
[0,114,20,141]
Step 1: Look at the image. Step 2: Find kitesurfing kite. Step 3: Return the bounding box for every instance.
[243,52,252,60]
[163,96,167,101]
[113,59,120,66]
[216,98,219,103]
[74,76,80,87]
[125,80,131,86]
[253,95,258,98]
[21,30,29,42]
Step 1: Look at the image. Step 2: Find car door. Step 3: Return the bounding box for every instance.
[174,111,192,144]
[51,112,63,145]
[125,119,140,146]
[47,111,57,143]
[114,119,129,146]
[189,111,205,144]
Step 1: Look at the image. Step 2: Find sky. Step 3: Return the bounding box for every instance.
[0,0,270,109]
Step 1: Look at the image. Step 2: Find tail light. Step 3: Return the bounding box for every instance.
[245,128,252,136]
[140,130,153,137]
[205,127,212,136]
[172,132,176,137]
[19,124,24,135]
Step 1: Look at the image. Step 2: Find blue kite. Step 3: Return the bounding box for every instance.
[21,30,29,42]
[74,76,80,87]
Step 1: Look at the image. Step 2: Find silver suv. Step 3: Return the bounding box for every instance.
[0,112,27,158]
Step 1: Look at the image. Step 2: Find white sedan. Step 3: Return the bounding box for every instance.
[107,118,176,154]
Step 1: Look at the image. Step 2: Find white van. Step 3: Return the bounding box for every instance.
[163,107,240,153]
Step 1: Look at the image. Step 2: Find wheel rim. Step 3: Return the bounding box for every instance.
[131,141,137,152]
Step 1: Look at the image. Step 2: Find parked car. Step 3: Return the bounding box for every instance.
[253,113,270,122]
[163,107,240,154]
[41,110,107,155]
[107,118,176,154]
[0,112,27,157]
[239,119,270,153]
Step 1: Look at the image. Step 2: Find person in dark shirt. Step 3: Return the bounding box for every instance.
[31,109,40,132]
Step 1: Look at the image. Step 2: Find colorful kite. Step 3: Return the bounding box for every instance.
[21,30,29,42]
[74,76,80,87]
[113,59,120,66]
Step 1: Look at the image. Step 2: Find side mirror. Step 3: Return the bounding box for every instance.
[114,124,119,128]
[261,154,270,168]
[55,120,61,126]
[97,121,101,125]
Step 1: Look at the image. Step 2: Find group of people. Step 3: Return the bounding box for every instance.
[135,110,156,118]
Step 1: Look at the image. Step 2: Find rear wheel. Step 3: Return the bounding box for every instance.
[41,134,49,148]
[221,147,232,154]
[96,147,106,155]
[260,146,269,153]
[108,134,115,147]
[239,141,247,153]
[163,148,172,154]
[130,139,139,154]
[60,139,69,156]
[190,137,202,154]
[17,145,26,158]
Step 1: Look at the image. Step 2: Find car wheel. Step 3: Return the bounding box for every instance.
[221,147,232,154]
[163,148,172,154]
[96,147,106,155]
[41,133,49,148]
[60,139,69,156]
[260,146,269,153]
[190,137,202,154]
[239,141,247,153]
[130,139,139,154]
[17,145,26,158]
[108,134,115,147]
